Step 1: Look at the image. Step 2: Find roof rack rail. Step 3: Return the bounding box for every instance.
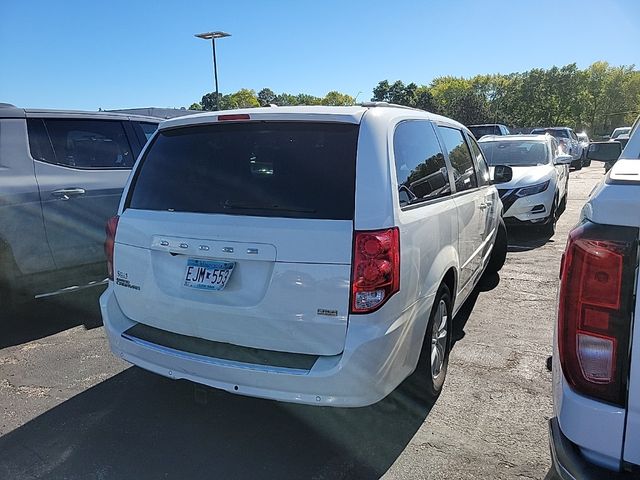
[359,101,423,112]
[0,103,16,108]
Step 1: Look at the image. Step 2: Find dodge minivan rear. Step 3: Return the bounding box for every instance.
[101,105,506,407]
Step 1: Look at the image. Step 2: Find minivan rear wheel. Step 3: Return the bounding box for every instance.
[417,284,452,400]
[485,218,507,275]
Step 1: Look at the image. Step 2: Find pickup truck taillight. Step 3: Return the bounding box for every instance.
[350,228,400,314]
[105,215,119,280]
[558,221,638,406]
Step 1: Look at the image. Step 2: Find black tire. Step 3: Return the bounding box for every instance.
[486,218,507,275]
[539,198,557,237]
[416,284,452,400]
[558,192,567,215]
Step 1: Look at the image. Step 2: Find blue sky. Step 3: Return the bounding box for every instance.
[1,0,639,111]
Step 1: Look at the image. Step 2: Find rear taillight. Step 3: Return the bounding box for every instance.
[350,228,400,314]
[105,215,119,280]
[558,222,638,405]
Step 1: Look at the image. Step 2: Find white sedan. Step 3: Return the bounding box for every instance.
[479,134,573,235]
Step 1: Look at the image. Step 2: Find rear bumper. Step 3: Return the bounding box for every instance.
[100,285,427,407]
[549,417,631,479]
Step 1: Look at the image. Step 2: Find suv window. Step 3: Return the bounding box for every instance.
[26,119,56,162]
[39,119,134,169]
[127,122,359,220]
[137,122,158,142]
[468,125,500,139]
[465,133,490,186]
[393,120,450,207]
[437,126,478,192]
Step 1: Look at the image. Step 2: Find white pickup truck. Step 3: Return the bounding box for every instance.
[550,116,640,477]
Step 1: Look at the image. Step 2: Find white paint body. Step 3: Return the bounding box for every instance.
[480,134,569,224]
[553,119,640,470]
[100,105,501,407]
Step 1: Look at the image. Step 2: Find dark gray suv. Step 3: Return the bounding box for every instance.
[0,104,159,311]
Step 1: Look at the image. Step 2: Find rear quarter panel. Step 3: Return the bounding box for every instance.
[0,118,55,274]
[352,111,460,373]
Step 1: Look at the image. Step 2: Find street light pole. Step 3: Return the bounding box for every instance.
[195,31,231,111]
[211,38,219,110]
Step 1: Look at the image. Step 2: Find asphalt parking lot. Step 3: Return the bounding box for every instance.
[0,163,604,480]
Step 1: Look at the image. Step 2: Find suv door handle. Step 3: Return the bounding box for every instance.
[479,201,492,210]
[51,188,86,200]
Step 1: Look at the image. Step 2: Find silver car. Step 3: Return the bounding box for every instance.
[0,104,159,312]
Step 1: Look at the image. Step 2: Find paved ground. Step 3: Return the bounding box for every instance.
[0,164,605,480]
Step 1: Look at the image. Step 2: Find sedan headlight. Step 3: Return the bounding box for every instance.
[515,180,550,197]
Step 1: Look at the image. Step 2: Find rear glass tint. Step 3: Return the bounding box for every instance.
[468,125,500,139]
[127,122,359,220]
[531,128,569,138]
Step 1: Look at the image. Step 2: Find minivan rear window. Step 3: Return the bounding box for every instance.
[127,122,359,220]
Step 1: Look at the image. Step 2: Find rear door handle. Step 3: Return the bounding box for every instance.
[51,188,86,200]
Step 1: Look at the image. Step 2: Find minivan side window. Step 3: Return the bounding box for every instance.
[393,120,450,207]
[39,119,134,169]
[466,133,490,186]
[437,126,478,192]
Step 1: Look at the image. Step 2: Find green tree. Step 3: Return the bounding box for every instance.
[201,92,223,111]
[225,88,260,109]
[296,93,322,105]
[322,91,354,106]
[189,102,203,111]
[273,93,297,106]
[257,88,276,106]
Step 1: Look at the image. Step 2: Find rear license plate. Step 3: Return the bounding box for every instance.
[183,259,235,291]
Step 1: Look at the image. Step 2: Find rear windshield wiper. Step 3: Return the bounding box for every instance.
[222,201,316,214]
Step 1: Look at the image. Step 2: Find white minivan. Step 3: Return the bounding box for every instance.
[100,104,509,407]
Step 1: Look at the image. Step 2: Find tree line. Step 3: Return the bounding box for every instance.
[189,88,354,111]
[188,61,640,136]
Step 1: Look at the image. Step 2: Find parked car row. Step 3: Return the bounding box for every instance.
[470,123,599,170]
[3,98,637,476]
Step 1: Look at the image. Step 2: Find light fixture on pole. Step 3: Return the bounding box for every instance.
[195,31,231,111]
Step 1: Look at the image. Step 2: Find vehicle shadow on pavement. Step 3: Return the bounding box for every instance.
[0,365,437,479]
[451,272,499,346]
[0,289,104,349]
[506,227,554,252]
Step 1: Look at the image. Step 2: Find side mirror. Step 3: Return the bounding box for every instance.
[553,154,573,165]
[492,165,513,184]
[587,142,621,162]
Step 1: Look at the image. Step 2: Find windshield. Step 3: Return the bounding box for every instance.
[611,127,631,139]
[479,140,549,166]
[530,128,569,138]
[468,125,501,139]
[128,122,359,220]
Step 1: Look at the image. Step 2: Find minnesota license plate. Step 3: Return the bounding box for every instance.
[183,259,235,291]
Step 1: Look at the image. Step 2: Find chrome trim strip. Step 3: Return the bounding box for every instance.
[35,278,109,299]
